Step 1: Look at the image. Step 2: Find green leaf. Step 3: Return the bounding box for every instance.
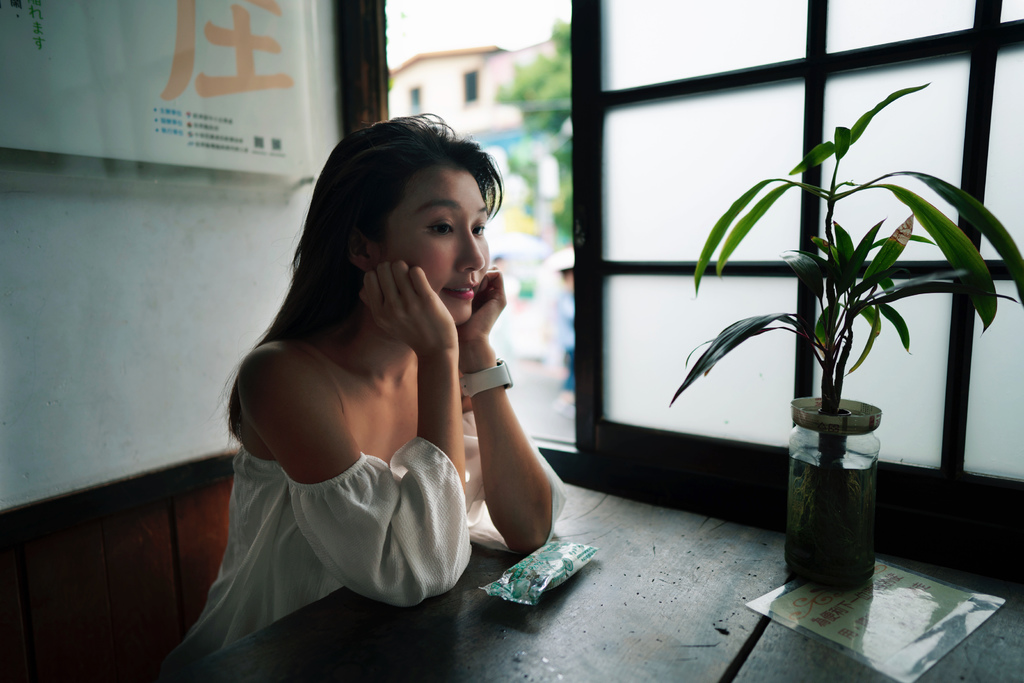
[695,179,779,293]
[879,303,911,352]
[863,214,914,281]
[784,181,831,199]
[671,313,803,404]
[790,141,835,175]
[853,270,1012,317]
[851,266,908,299]
[849,305,883,374]
[850,84,930,144]
[838,220,885,294]
[893,171,1024,310]
[834,126,851,161]
[796,248,843,282]
[811,237,842,267]
[782,251,825,302]
[870,234,934,249]
[834,222,855,269]
[793,249,830,269]
[717,183,797,275]
[859,305,879,328]
[815,307,829,347]
[876,184,999,328]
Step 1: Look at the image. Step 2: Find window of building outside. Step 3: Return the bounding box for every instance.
[386,2,575,443]
[410,86,421,114]
[464,70,479,104]
[572,0,1024,575]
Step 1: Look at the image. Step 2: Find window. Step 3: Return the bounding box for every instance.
[464,70,479,104]
[571,0,1024,579]
[410,86,422,114]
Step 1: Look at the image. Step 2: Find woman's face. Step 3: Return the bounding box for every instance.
[379,165,491,325]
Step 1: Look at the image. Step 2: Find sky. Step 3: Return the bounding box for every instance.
[384,0,572,69]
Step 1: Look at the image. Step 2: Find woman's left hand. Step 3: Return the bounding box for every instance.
[457,267,505,371]
[458,267,505,343]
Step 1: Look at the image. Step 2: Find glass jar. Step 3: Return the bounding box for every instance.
[785,397,882,588]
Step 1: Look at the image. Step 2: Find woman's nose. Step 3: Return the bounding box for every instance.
[459,232,488,272]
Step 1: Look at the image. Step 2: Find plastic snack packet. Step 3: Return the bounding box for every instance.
[482,541,599,605]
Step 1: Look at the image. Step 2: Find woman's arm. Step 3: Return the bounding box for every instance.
[459,269,553,553]
[464,343,553,553]
[362,261,465,484]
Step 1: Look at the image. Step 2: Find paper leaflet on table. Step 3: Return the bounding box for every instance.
[746,561,1004,683]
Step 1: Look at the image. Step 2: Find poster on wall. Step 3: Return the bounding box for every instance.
[0,0,320,177]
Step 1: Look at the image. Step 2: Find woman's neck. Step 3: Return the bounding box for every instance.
[308,303,417,386]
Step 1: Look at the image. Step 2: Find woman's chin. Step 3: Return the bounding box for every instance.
[445,302,473,327]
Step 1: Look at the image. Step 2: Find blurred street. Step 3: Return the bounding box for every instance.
[506,359,575,443]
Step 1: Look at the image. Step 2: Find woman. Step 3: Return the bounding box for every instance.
[161,116,566,674]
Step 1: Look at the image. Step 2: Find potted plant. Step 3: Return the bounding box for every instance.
[670,84,1024,587]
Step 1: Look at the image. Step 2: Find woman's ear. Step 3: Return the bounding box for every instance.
[348,229,382,272]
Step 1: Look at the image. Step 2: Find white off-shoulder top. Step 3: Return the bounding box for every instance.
[160,412,566,675]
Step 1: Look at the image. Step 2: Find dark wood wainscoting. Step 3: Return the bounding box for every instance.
[0,455,234,683]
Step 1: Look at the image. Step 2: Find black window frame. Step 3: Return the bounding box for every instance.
[567,0,1024,583]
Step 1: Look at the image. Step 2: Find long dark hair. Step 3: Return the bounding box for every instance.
[228,115,503,438]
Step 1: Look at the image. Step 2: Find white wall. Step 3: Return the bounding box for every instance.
[0,4,339,512]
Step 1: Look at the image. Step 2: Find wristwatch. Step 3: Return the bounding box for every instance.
[460,359,514,397]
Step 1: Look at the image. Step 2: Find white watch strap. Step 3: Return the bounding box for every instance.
[461,359,513,397]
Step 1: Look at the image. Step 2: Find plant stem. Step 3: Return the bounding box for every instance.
[830,326,854,414]
[817,157,851,415]
[818,432,847,467]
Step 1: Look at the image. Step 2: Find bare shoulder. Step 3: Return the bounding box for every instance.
[238,340,361,483]
[239,341,329,398]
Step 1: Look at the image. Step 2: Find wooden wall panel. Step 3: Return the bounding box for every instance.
[174,478,233,630]
[102,501,181,683]
[0,548,31,683]
[339,0,388,132]
[25,521,116,683]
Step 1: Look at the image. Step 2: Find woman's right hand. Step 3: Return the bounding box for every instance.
[360,261,458,358]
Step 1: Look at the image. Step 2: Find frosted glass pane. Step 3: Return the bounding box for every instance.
[813,290,952,468]
[604,83,804,262]
[602,0,806,90]
[1004,0,1024,22]
[981,45,1024,260]
[965,282,1024,480]
[827,0,975,53]
[605,276,796,446]
[822,58,970,262]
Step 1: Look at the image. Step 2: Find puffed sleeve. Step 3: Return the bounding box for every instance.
[289,437,471,607]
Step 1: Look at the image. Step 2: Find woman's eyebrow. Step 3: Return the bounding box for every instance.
[416,198,488,215]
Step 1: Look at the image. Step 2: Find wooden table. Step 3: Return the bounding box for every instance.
[165,485,1024,682]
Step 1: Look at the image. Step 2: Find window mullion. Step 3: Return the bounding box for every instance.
[941,3,1001,479]
[795,0,829,401]
[572,0,603,451]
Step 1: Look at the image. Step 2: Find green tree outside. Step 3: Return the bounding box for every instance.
[498,20,572,247]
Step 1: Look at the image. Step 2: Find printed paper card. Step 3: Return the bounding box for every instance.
[747,562,1004,683]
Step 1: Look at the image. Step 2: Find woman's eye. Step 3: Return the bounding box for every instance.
[473,225,487,235]
[431,223,453,235]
